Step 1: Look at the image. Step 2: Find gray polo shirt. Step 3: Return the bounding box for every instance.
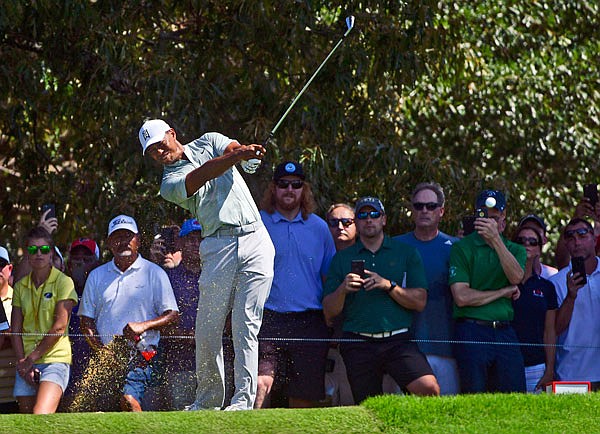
[160,132,261,237]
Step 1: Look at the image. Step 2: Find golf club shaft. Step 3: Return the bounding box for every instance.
[246,16,355,167]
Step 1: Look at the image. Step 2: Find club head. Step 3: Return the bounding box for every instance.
[344,15,355,36]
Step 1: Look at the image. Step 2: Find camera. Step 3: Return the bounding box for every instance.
[475,207,488,219]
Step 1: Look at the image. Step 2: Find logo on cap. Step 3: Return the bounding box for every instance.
[285,163,296,173]
[112,218,130,227]
[142,129,150,140]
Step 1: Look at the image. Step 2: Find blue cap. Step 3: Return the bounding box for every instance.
[476,190,506,211]
[179,218,202,237]
[355,196,385,214]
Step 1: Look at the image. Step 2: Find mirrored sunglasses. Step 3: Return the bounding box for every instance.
[27,245,52,255]
[565,227,593,240]
[356,211,382,220]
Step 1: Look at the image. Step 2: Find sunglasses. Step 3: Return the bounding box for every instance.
[275,179,304,189]
[515,236,540,247]
[412,202,441,211]
[356,211,382,220]
[0,259,8,268]
[327,218,354,228]
[27,245,52,255]
[564,227,593,240]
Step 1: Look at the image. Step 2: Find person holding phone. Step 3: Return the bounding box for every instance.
[511,227,558,393]
[448,189,527,393]
[323,196,439,403]
[550,218,600,390]
[11,227,78,414]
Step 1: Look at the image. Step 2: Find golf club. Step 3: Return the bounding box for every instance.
[242,15,355,173]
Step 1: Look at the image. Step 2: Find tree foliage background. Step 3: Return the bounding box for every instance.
[1,0,598,263]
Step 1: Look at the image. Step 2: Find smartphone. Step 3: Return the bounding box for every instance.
[571,256,587,285]
[475,207,488,219]
[462,216,476,236]
[33,369,41,384]
[41,203,56,219]
[584,184,598,207]
[350,259,365,278]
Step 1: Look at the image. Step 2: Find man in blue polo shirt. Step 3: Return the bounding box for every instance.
[323,197,440,403]
[255,161,336,408]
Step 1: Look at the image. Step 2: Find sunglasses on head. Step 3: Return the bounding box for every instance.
[327,218,354,228]
[356,211,382,220]
[275,179,304,189]
[412,202,441,211]
[515,236,540,247]
[27,245,52,255]
[564,227,593,239]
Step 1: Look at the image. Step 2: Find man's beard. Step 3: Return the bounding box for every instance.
[277,194,302,211]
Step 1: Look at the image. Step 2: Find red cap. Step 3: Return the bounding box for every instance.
[70,238,100,259]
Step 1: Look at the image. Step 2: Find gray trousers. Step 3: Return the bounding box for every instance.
[194,225,274,409]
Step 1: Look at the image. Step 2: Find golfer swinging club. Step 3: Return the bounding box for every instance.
[139,119,275,411]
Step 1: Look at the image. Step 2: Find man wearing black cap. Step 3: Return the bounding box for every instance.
[323,197,440,403]
[255,161,336,408]
[449,190,527,393]
[517,214,557,279]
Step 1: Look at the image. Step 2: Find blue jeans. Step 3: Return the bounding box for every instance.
[454,321,525,393]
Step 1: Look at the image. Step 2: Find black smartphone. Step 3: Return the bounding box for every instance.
[350,259,365,278]
[584,184,598,207]
[571,256,587,285]
[33,369,41,384]
[41,203,56,219]
[462,215,476,236]
[475,207,488,219]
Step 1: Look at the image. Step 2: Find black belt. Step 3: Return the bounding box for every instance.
[458,318,511,329]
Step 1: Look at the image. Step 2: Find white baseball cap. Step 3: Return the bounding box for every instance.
[0,246,9,263]
[108,215,139,237]
[139,119,171,155]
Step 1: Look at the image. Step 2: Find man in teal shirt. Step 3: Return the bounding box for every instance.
[449,189,526,393]
[323,197,440,403]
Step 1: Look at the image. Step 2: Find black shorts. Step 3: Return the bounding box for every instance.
[340,331,433,403]
[258,309,331,401]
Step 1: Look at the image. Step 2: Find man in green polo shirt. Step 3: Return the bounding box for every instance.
[449,189,527,393]
[323,196,440,403]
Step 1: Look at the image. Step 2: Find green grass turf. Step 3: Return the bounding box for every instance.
[1,393,598,433]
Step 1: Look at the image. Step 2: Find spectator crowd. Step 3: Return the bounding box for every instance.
[1,123,599,414]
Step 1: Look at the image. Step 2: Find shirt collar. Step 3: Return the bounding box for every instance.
[270,210,304,224]
[356,236,392,253]
[110,254,144,273]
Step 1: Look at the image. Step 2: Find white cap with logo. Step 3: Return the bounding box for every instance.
[108,215,139,237]
[139,119,171,155]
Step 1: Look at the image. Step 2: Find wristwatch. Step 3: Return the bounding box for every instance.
[387,280,398,293]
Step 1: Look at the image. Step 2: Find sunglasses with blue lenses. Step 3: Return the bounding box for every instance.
[27,245,52,255]
[564,227,593,240]
[356,211,382,220]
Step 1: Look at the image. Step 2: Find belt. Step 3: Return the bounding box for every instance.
[356,328,409,339]
[210,222,262,238]
[458,318,511,329]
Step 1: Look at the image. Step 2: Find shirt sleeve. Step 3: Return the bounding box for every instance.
[12,281,23,308]
[405,247,428,290]
[544,279,559,310]
[153,267,179,315]
[203,132,235,156]
[323,253,345,297]
[320,224,337,277]
[160,162,195,206]
[448,241,471,285]
[56,272,78,304]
